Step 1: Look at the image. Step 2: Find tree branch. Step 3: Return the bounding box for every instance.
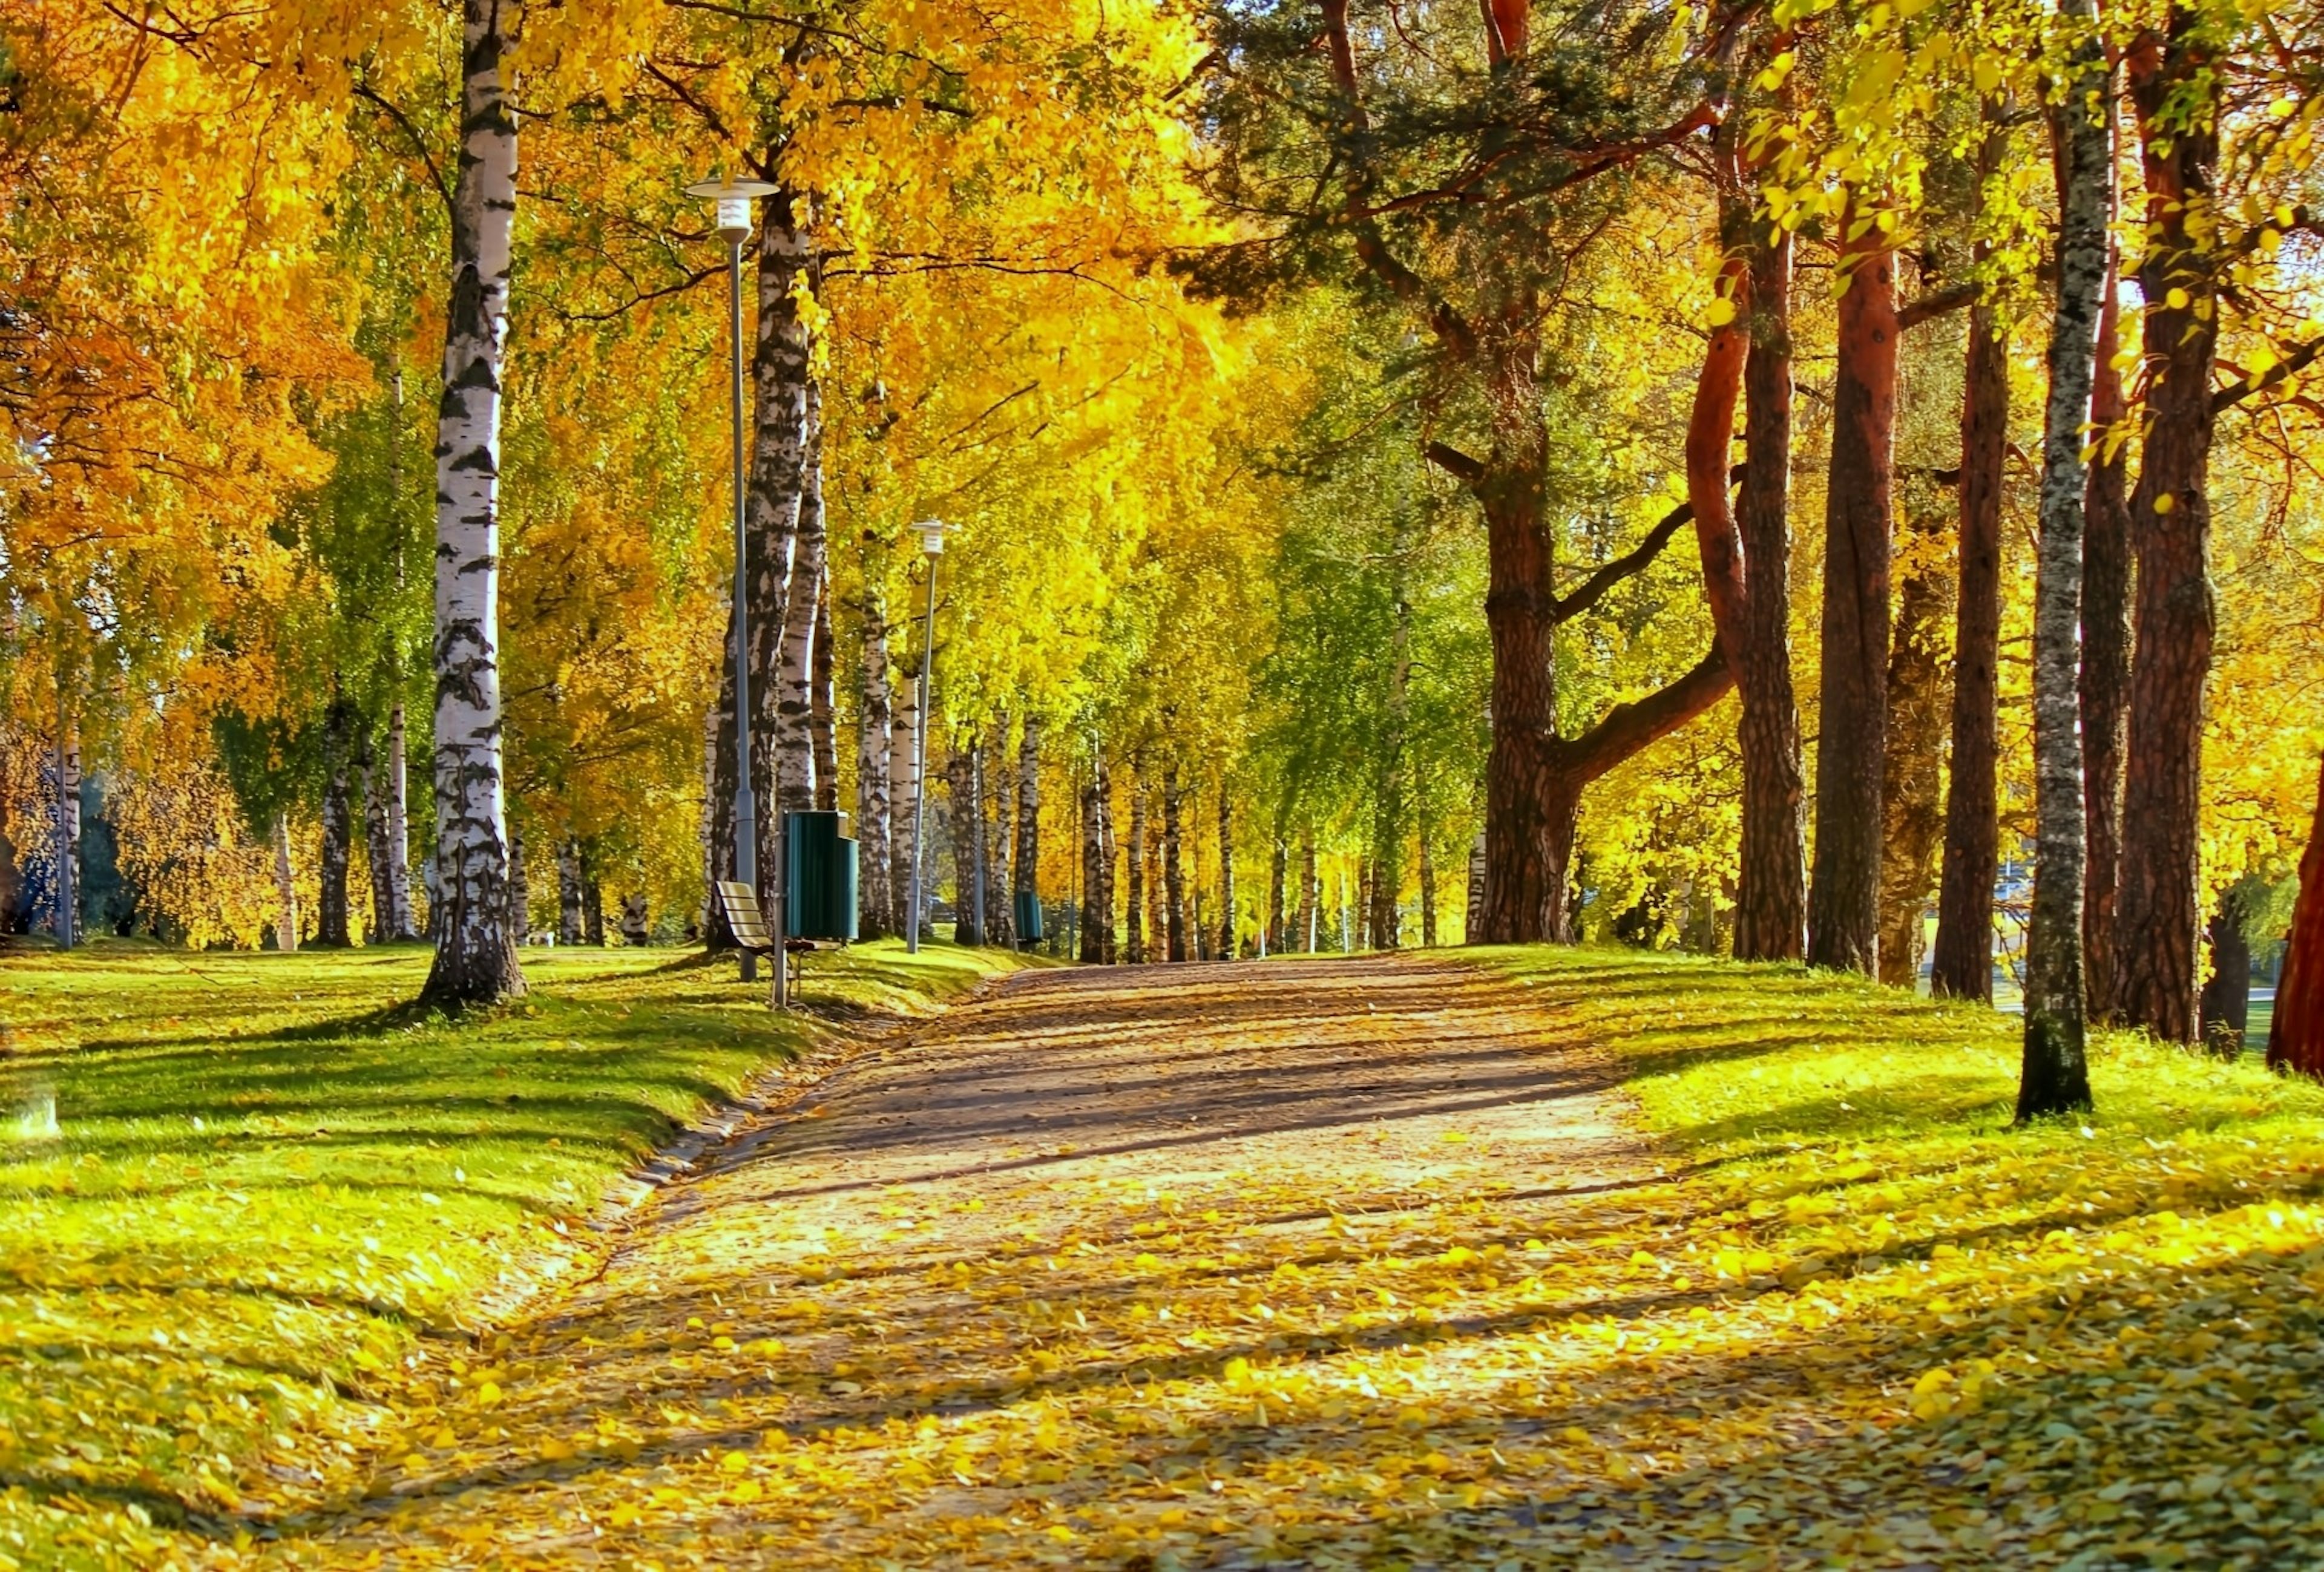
[352,82,451,211]
[1897,281,1978,330]
[2213,334,2324,414]
[1558,646,1734,782]
[1424,440,1486,485]
[1553,476,1738,625]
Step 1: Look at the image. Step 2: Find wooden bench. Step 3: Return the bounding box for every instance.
[715,882,816,987]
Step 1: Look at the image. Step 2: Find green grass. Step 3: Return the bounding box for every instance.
[1472,945,2324,1567]
[0,937,1024,1569]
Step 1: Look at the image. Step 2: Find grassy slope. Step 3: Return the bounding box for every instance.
[0,938,1021,1570]
[1472,945,2324,1567]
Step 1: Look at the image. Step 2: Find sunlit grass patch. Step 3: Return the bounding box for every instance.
[0,937,1019,1570]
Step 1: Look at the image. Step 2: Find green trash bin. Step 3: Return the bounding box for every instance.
[783,811,859,942]
[1014,888,1045,943]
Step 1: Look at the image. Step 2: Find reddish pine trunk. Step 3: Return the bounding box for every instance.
[2116,16,2217,1044]
[1931,296,2009,1001]
[1733,219,1809,962]
[2268,758,2324,1080]
[2081,258,2135,1023]
[1807,210,1898,974]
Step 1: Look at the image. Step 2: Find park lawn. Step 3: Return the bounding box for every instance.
[0,937,1023,1571]
[1469,945,2324,1566]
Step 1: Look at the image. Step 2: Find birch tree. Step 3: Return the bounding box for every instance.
[420,0,525,1007]
[2018,0,2111,1120]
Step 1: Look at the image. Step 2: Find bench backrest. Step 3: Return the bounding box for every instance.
[715,880,775,951]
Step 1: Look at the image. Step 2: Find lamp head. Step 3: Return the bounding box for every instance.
[684,172,780,246]
[911,519,951,557]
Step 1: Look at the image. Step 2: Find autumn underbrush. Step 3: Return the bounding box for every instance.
[0,937,1023,1570]
[1466,945,2324,1567]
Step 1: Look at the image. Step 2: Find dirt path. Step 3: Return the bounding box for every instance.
[275,955,1666,1568]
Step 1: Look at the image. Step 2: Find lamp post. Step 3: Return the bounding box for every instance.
[905,519,951,954]
[686,171,778,988]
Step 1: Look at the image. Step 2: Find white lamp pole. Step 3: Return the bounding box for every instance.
[686,171,778,991]
[905,519,951,954]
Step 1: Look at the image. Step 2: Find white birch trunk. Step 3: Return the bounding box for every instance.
[384,702,417,939]
[855,591,893,935]
[421,0,525,1004]
[744,197,817,888]
[272,810,299,954]
[2020,7,2110,1117]
[362,732,395,942]
[775,381,829,816]
[558,836,584,945]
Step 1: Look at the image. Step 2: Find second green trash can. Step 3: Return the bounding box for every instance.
[783,811,859,942]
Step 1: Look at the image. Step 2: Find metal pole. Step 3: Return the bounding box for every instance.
[727,235,759,986]
[905,551,939,953]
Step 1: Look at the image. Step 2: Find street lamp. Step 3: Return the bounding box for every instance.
[905,519,951,954]
[687,171,779,989]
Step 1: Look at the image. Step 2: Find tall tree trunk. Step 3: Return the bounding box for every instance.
[271,808,298,954]
[776,384,830,821]
[1096,752,1118,963]
[506,819,528,944]
[1419,833,1438,946]
[382,702,417,940]
[2116,13,2219,1045]
[812,569,838,813]
[2019,10,2109,1120]
[1461,330,1736,943]
[2198,885,2250,1056]
[2267,757,2324,1080]
[1301,833,1320,952]
[1218,785,1236,959]
[1014,718,1040,946]
[1126,770,1148,963]
[2081,229,2134,1023]
[1932,258,2011,997]
[558,836,584,945]
[421,0,525,1007]
[53,722,79,948]
[1735,200,1810,960]
[950,742,980,945]
[743,189,818,897]
[1079,758,1105,963]
[1808,202,1898,975]
[1692,71,1807,965]
[855,591,892,937]
[1472,334,1571,943]
[1464,834,1484,945]
[581,842,605,946]
[619,891,649,945]
[1357,859,1375,950]
[1267,832,1287,957]
[890,650,922,942]
[983,729,1013,947]
[361,730,396,943]
[1879,486,1955,987]
[1163,765,1187,962]
[1149,796,1167,960]
[317,700,356,948]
